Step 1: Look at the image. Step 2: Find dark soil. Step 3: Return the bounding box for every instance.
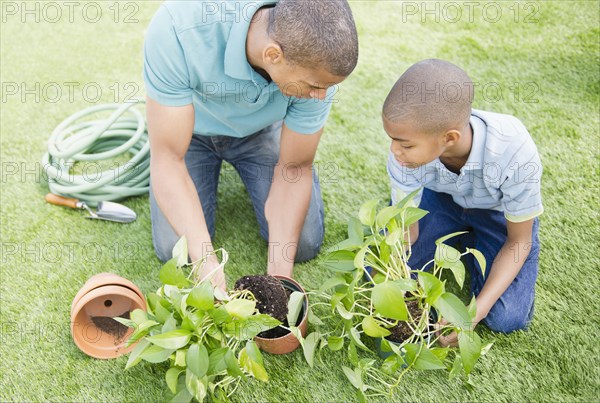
[234,275,292,339]
[91,311,130,340]
[386,300,422,343]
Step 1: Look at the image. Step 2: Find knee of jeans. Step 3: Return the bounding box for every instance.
[484,302,532,333]
[295,228,324,263]
[153,235,176,263]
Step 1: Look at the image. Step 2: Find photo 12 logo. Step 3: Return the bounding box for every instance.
[1,1,139,24]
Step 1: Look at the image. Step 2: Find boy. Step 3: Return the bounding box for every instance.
[383,59,543,345]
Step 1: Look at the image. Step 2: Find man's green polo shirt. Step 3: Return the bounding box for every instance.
[143,0,336,137]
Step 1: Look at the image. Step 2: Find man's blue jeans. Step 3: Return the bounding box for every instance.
[407,189,540,333]
[150,122,325,264]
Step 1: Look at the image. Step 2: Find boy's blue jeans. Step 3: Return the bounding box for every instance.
[149,122,325,264]
[408,189,540,333]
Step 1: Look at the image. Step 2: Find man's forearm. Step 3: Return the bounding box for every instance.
[151,160,215,263]
[475,239,530,323]
[265,163,313,277]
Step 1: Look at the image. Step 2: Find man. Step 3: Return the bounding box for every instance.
[144,0,359,288]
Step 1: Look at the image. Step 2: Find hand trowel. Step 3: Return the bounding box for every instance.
[45,193,137,223]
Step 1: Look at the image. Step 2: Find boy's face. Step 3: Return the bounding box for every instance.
[383,115,447,169]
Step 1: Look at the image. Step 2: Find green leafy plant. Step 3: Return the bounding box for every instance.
[299,191,493,400]
[116,238,304,402]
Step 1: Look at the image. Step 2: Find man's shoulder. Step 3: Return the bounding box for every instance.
[160,0,269,31]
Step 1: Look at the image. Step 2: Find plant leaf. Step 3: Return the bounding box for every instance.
[187,282,214,311]
[418,271,445,305]
[371,282,408,320]
[125,339,150,369]
[223,314,281,340]
[287,291,305,326]
[401,207,428,227]
[361,316,391,338]
[349,327,369,351]
[404,343,446,370]
[159,258,191,287]
[435,243,465,288]
[324,250,357,272]
[358,199,379,226]
[449,353,463,380]
[348,342,358,366]
[327,336,344,351]
[172,236,188,267]
[224,299,256,319]
[458,330,482,375]
[224,349,244,377]
[381,355,402,374]
[375,205,400,229]
[175,349,186,367]
[186,343,209,378]
[342,366,363,390]
[432,293,472,329]
[239,342,268,382]
[208,348,228,374]
[466,247,487,277]
[147,329,192,350]
[435,231,468,246]
[394,188,422,209]
[336,303,354,320]
[467,295,477,321]
[139,344,175,363]
[166,367,183,395]
[348,217,364,244]
[302,332,319,368]
[308,307,323,325]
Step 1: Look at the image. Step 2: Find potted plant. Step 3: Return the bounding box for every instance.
[295,191,493,400]
[116,237,307,402]
[234,274,309,355]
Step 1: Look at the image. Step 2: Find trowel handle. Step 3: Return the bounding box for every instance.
[45,193,82,209]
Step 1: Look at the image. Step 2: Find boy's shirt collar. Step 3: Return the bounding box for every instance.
[462,114,487,171]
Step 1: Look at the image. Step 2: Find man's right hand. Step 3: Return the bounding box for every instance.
[147,97,223,289]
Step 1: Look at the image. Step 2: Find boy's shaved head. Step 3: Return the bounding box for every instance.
[383,59,474,134]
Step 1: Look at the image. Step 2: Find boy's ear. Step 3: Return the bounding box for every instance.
[444,129,461,145]
[263,43,284,65]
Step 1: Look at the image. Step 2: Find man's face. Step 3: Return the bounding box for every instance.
[383,115,447,169]
[269,62,346,100]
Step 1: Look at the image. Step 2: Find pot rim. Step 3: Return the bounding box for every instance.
[254,275,308,342]
[70,284,146,359]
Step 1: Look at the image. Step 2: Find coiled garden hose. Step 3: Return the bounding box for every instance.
[41,101,150,206]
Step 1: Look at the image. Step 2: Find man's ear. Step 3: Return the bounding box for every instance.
[263,43,284,65]
[444,129,461,145]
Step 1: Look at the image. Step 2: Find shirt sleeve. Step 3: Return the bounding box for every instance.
[283,85,337,134]
[143,6,194,106]
[387,152,423,207]
[501,146,544,222]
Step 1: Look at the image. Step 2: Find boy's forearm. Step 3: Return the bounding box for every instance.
[474,238,530,323]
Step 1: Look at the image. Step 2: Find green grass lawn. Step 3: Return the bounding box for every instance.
[1,1,598,401]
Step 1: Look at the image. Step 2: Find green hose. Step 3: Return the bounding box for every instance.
[41,100,150,206]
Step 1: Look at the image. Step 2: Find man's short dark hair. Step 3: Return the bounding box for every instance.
[268,0,359,77]
[383,59,474,134]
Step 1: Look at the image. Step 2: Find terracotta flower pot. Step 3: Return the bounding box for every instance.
[254,275,308,355]
[70,273,146,359]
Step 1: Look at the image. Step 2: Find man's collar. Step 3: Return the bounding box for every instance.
[224,1,277,81]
